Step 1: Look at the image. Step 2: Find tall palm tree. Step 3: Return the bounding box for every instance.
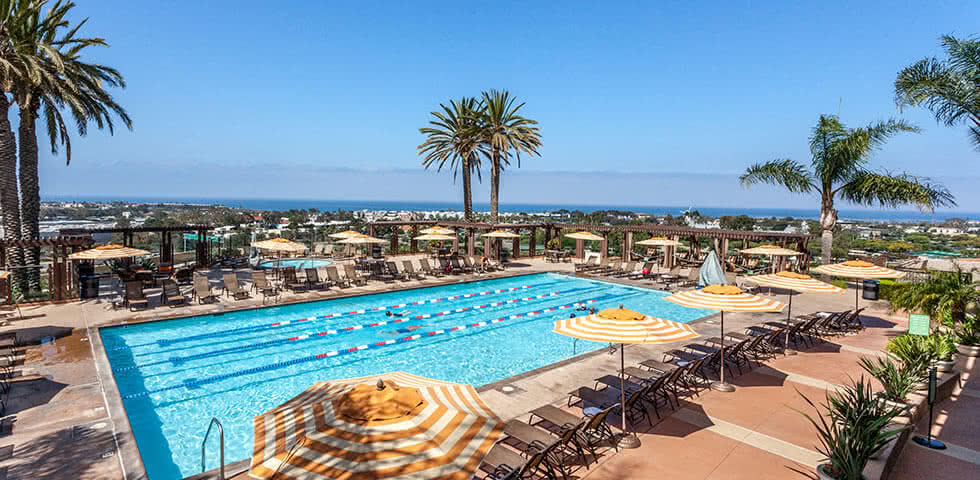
[11,1,131,291]
[895,34,980,151]
[417,97,484,220]
[474,89,542,223]
[740,115,955,264]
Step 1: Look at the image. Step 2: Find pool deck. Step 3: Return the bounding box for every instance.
[1,256,977,479]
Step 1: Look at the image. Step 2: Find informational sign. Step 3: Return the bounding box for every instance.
[909,314,930,336]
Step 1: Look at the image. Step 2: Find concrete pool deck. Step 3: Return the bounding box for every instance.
[3,256,969,480]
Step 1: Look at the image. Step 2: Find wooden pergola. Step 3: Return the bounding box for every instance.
[366,220,811,266]
[0,236,94,301]
[60,224,212,267]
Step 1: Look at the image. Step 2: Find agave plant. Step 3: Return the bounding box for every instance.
[795,376,907,479]
[858,356,918,404]
[885,335,931,378]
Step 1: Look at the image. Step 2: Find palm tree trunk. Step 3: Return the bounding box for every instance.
[18,102,41,293]
[819,193,837,264]
[462,155,473,221]
[490,149,500,223]
[0,94,25,293]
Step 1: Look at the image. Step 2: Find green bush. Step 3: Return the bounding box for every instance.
[927,334,956,362]
[859,356,918,403]
[830,279,849,289]
[885,335,931,378]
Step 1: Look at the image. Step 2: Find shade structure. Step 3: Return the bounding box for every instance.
[664,285,785,392]
[634,237,683,247]
[413,233,455,241]
[746,272,845,354]
[419,226,454,235]
[251,238,308,253]
[480,229,520,239]
[68,244,151,260]
[250,372,503,480]
[328,230,362,239]
[564,231,604,241]
[552,307,698,448]
[337,234,387,245]
[812,260,905,311]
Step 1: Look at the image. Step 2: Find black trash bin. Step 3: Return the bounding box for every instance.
[862,279,879,301]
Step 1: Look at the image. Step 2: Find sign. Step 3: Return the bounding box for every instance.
[909,314,930,336]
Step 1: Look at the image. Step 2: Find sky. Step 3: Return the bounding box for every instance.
[34,1,980,212]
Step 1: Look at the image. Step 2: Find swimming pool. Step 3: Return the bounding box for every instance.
[257,258,333,269]
[101,273,714,479]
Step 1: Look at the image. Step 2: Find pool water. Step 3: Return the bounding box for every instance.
[257,258,333,269]
[101,273,714,479]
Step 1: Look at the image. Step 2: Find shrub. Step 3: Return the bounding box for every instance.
[944,314,980,346]
[927,334,956,362]
[885,335,931,378]
[859,356,918,403]
[546,237,561,250]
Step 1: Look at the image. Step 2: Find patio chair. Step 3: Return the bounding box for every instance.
[570,382,653,427]
[450,256,471,274]
[174,268,194,285]
[591,260,620,276]
[506,423,589,480]
[402,260,425,280]
[160,279,188,307]
[193,275,217,304]
[463,255,484,273]
[574,256,597,273]
[282,267,307,292]
[480,442,560,480]
[124,281,149,311]
[343,263,368,286]
[326,266,351,288]
[222,273,251,300]
[251,271,280,303]
[304,267,329,290]
[419,258,443,277]
[438,257,459,275]
[627,262,656,280]
[610,261,637,278]
[385,261,409,282]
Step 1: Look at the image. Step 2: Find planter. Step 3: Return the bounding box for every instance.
[933,359,956,373]
[956,343,980,357]
[881,399,913,419]
[816,463,838,480]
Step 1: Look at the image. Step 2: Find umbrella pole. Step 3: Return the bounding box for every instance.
[855,280,859,312]
[619,343,641,448]
[784,291,796,356]
[712,311,735,392]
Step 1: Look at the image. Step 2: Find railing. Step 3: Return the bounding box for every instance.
[201,417,225,480]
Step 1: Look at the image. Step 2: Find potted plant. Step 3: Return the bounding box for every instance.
[947,315,980,357]
[858,356,917,417]
[885,335,930,381]
[888,267,979,356]
[927,334,957,372]
[796,376,906,479]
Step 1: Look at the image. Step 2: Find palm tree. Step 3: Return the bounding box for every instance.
[888,267,978,325]
[740,115,955,264]
[11,1,131,291]
[417,97,484,220]
[474,89,542,223]
[895,34,980,151]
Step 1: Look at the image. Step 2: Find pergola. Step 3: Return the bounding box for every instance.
[60,224,212,267]
[366,220,811,266]
[0,236,94,301]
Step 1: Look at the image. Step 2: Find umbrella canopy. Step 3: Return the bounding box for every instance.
[68,244,151,260]
[481,229,520,239]
[812,260,906,279]
[739,244,802,256]
[252,238,307,253]
[250,372,503,480]
[634,237,683,247]
[664,285,785,392]
[746,271,846,294]
[420,226,454,235]
[564,231,604,241]
[328,230,362,239]
[413,233,455,241]
[0,270,9,280]
[338,234,387,245]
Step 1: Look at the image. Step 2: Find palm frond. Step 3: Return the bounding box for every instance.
[739,159,815,193]
[838,170,956,211]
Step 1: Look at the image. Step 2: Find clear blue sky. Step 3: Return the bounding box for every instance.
[37,0,980,212]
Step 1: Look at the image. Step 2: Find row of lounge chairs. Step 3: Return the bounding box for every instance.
[122,279,189,311]
[576,259,701,290]
[477,308,867,479]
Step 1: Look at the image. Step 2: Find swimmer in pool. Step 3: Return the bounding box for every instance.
[588,307,597,315]
[379,324,430,335]
[385,310,412,317]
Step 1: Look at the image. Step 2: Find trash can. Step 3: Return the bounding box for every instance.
[80,275,100,299]
[862,280,879,301]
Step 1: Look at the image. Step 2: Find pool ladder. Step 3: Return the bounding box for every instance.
[201,417,225,480]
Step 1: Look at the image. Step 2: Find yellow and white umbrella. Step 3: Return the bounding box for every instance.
[480,229,519,239]
[68,244,151,260]
[413,233,455,241]
[665,285,785,392]
[740,244,802,273]
[252,238,308,253]
[553,307,697,447]
[420,226,454,235]
[564,231,604,241]
[250,372,503,480]
[634,237,683,247]
[328,230,362,239]
[812,260,905,311]
[337,234,386,245]
[746,271,845,354]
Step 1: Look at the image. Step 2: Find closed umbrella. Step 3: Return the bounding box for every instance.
[250,372,503,480]
[664,286,785,392]
[553,306,697,448]
[812,260,905,311]
[68,244,151,260]
[745,271,845,354]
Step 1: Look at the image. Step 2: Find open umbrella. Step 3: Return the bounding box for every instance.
[745,271,845,354]
[740,244,802,273]
[68,244,151,260]
[634,237,684,269]
[812,260,905,311]
[338,234,386,245]
[480,230,520,259]
[250,372,503,480]
[252,238,307,253]
[664,285,785,392]
[564,231,604,241]
[420,226,454,235]
[553,306,697,448]
[328,230,361,239]
[413,233,455,241]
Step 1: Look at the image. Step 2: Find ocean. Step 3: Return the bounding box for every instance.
[42,195,979,223]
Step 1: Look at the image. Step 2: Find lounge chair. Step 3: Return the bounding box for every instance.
[222,273,250,300]
[385,261,409,282]
[161,279,188,307]
[343,263,368,286]
[591,260,620,276]
[480,442,560,480]
[193,275,217,304]
[282,267,307,292]
[438,257,459,275]
[402,260,425,280]
[569,383,653,427]
[610,261,637,278]
[174,268,194,285]
[419,258,443,277]
[463,255,484,273]
[304,267,329,290]
[574,256,598,273]
[627,261,656,280]
[503,420,588,478]
[326,266,351,288]
[251,271,280,303]
[124,281,149,311]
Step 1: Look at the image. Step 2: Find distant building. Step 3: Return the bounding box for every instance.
[928,226,962,236]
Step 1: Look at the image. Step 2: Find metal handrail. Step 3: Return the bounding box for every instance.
[201,417,225,480]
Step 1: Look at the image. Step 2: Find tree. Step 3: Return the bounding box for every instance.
[474,89,542,223]
[740,115,955,264]
[895,34,980,151]
[417,97,484,220]
[720,215,755,231]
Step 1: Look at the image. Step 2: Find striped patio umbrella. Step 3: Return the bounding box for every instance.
[420,226,454,235]
[0,270,9,280]
[812,260,905,311]
[413,233,455,241]
[250,372,503,480]
[746,272,845,354]
[564,231,604,241]
[328,230,362,239]
[252,238,308,253]
[68,244,151,260]
[553,307,698,448]
[665,285,785,392]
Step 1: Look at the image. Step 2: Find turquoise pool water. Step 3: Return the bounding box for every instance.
[257,258,333,269]
[101,273,714,479]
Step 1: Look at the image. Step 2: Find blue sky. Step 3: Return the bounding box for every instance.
[36,1,980,211]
